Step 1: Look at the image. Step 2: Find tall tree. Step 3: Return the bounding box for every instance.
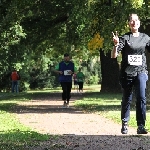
[0,0,149,92]
[86,0,150,92]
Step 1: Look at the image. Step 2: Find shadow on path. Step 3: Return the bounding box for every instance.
[26,134,150,150]
[8,92,84,114]
[1,92,150,150]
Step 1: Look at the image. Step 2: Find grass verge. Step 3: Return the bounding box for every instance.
[74,92,150,131]
[0,92,51,150]
[1,87,149,149]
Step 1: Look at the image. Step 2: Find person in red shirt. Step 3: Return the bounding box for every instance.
[11,69,19,93]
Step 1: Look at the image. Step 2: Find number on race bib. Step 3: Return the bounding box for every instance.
[64,70,71,75]
[128,55,142,65]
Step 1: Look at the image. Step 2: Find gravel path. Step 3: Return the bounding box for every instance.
[13,92,150,150]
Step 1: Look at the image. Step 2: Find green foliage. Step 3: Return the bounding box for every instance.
[126,0,143,8]
[87,0,150,52]
[78,57,101,85]
[28,62,60,90]
[86,75,100,85]
[0,0,149,91]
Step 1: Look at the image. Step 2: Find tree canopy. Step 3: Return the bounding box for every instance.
[0,0,149,91]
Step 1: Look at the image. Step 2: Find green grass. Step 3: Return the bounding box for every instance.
[83,84,101,92]
[0,92,51,150]
[74,92,150,131]
[0,85,149,149]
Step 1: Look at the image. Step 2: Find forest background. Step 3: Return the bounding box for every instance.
[0,0,150,94]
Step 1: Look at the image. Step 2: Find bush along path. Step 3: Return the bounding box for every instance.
[12,93,150,150]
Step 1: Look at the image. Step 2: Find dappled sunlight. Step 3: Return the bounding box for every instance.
[0,91,150,149]
[0,130,49,150]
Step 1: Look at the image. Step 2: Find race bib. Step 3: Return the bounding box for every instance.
[64,70,71,75]
[128,55,142,65]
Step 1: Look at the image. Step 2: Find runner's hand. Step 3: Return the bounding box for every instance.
[59,71,63,74]
[112,31,119,46]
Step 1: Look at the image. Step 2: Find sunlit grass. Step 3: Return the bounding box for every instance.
[74,92,150,131]
[0,119,50,149]
[1,85,150,149]
[0,93,50,150]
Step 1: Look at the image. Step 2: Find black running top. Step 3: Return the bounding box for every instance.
[117,32,150,77]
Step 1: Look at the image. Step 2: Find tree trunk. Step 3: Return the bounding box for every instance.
[100,49,121,93]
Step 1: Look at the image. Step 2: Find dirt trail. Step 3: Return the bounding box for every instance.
[13,92,150,150]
